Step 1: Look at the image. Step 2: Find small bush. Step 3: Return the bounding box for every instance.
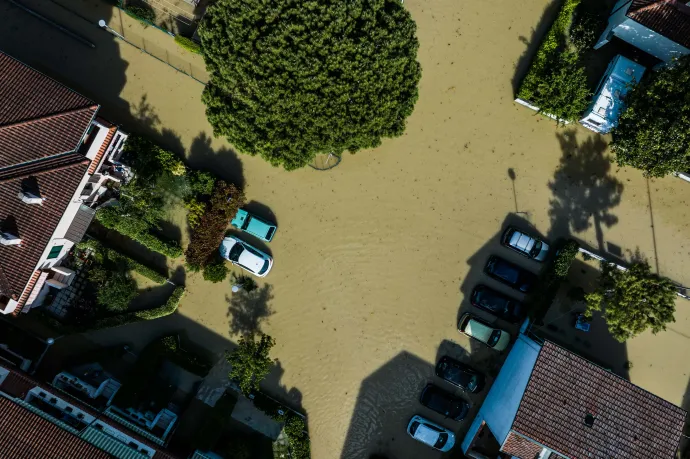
[96,273,138,312]
[188,170,216,196]
[284,416,310,459]
[185,198,206,229]
[569,12,599,52]
[553,239,579,278]
[203,260,229,283]
[175,35,202,54]
[231,272,257,292]
[97,207,183,258]
[157,149,187,176]
[123,4,155,23]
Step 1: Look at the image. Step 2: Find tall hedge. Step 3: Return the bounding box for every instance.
[199,0,422,170]
[516,0,590,122]
[97,207,183,258]
[185,181,245,268]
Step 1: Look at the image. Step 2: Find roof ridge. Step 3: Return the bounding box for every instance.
[0,153,89,185]
[0,105,99,130]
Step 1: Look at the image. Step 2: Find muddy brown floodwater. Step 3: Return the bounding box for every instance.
[3,0,690,458]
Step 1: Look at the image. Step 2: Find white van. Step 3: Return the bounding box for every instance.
[579,55,645,134]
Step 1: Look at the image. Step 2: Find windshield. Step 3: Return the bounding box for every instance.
[467,375,477,392]
[258,259,270,275]
[241,217,251,230]
[228,243,244,261]
[530,240,543,256]
[409,421,420,435]
[488,330,501,347]
[434,433,448,449]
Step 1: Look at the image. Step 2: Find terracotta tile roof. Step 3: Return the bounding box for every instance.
[14,270,40,313]
[0,107,98,169]
[0,156,89,299]
[502,431,543,459]
[628,0,690,49]
[88,126,117,174]
[0,396,110,459]
[510,341,686,459]
[0,51,94,126]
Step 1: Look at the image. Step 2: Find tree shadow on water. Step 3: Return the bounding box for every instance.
[225,284,274,336]
[548,130,623,251]
[189,132,246,190]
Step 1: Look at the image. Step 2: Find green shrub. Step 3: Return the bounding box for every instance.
[231,272,257,292]
[97,207,183,258]
[174,35,202,54]
[569,12,600,52]
[185,198,206,229]
[553,239,579,278]
[123,4,155,23]
[516,0,590,122]
[284,416,310,459]
[135,286,185,320]
[96,273,138,312]
[203,260,228,282]
[157,149,187,176]
[188,170,216,196]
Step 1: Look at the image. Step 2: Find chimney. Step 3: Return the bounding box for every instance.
[18,191,44,205]
[0,231,21,246]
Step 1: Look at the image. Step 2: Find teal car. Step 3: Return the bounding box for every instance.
[231,209,277,242]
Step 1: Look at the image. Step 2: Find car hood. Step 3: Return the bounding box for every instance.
[510,231,535,253]
[219,237,238,260]
[238,250,265,273]
[534,242,550,261]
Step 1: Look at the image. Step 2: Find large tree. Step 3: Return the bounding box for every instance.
[199,0,422,170]
[585,261,676,342]
[227,333,275,394]
[611,56,690,177]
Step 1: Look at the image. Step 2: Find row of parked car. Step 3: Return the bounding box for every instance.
[219,209,278,277]
[406,226,549,452]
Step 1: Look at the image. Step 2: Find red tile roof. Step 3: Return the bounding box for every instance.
[0,396,110,459]
[510,341,686,459]
[0,51,94,126]
[628,0,690,49]
[88,126,117,174]
[0,156,89,299]
[502,431,544,459]
[0,107,98,169]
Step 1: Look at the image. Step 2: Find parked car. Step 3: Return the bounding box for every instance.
[419,384,470,421]
[470,285,525,323]
[219,236,273,277]
[231,209,277,242]
[406,415,456,452]
[484,255,537,293]
[457,313,511,351]
[435,356,485,393]
[501,226,550,261]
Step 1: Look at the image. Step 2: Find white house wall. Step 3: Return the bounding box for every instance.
[595,0,633,49]
[614,19,690,62]
[461,334,541,453]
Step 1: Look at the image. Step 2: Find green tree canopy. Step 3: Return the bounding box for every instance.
[227,333,275,394]
[585,261,676,342]
[199,0,422,170]
[611,56,690,177]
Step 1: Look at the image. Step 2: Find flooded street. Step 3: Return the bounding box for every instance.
[3,0,690,457]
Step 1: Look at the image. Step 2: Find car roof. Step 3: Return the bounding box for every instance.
[415,424,441,446]
[509,230,535,253]
[246,216,273,236]
[465,317,494,342]
[238,249,265,273]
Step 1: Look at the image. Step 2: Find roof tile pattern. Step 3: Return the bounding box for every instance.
[88,126,117,174]
[0,156,88,298]
[0,51,94,126]
[0,396,110,459]
[502,431,543,459]
[0,107,98,169]
[628,0,690,49]
[511,341,686,459]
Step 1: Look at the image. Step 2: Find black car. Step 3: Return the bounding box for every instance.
[471,285,526,323]
[419,384,470,421]
[484,255,537,293]
[435,356,485,393]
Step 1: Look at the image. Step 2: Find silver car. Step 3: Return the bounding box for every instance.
[406,415,456,452]
[501,226,550,262]
[458,313,511,352]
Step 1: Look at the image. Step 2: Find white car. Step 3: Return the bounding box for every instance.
[458,313,511,352]
[406,415,456,452]
[219,236,273,277]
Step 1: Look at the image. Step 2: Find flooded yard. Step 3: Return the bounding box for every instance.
[3,0,690,457]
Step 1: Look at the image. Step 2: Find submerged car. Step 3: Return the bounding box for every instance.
[471,285,525,323]
[419,384,470,421]
[231,209,277,242]
[407,415,456,452]
[435,356,485,393]
[484,255,537,293]
[458,313,511,351]
[219,236,273,277]
[501,226,550,262]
